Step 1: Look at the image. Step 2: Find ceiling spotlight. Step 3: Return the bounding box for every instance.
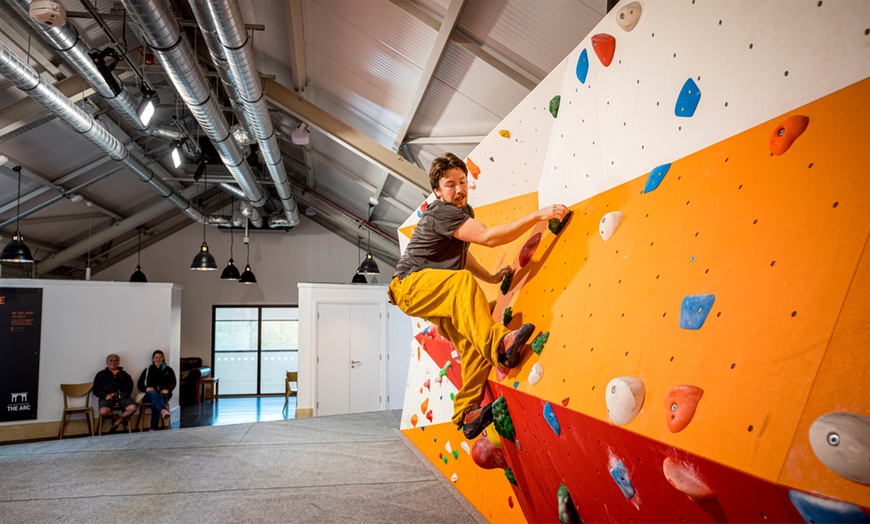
[136,85,158,127]
[88,47,122,96]
[193,154,208,182]
[290,123,310,145]
[171,140,183,169]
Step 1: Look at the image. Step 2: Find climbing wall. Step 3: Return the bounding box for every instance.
[399,1,870,522]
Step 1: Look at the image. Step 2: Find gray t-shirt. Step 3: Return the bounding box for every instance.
[394,200,474,279]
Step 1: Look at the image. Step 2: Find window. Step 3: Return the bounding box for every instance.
[212,306,299,395]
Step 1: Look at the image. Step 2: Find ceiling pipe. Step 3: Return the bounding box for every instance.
[0,38,204,223]
[120,0,270,211]
[196,0,300,227]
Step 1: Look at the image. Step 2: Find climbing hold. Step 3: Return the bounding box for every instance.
[616,2,642,32]
[662,457,715,501]
[599,211,624,241]
[675,78,702,117]
[466,157,480,180]
[769,115,810,156]
[610,461,636,499]
[606,376,645,426]
[562,397,570,407]
[591,33,616,67]
[451,472,458,482]
[505,467,518,486]
[576,48,589,84]
[498,129,511,139]
[503,306,513,327]
[492,396,516,442]
[532,331,550,355]
[679,294,716,330]
[549,210,573,235]
[416,201,429,218]
[423,378,430,390]
[443,456,448,464]
[665,385,704,433]
[528,362,543,385]
[544,402,561,436]
[643,163,671,193]
[471,435,508,470]
[513,381,520,388]
[549,95,561,118]
[426,410,433,422]
[508,496,514,508]
[449,392,455,401]
[500,271,513,295]
[809,412,870,484]
[445,441,453,455]
[519,232,542,268]
[410,414,419,427]
[439,360,452,378]
[421,398,429,413]
[486,426,503,449]
[558,484,582,524]
[789,490,869,523]
[453,450,459,460]
[460,441,471,455]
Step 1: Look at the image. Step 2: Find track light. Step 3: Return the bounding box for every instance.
[1,166,34,263]
[136,85,158,127]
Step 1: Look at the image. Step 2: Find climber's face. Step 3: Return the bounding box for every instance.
[435,167,468,208]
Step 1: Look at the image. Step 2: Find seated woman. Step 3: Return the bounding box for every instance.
[137,350,177,432]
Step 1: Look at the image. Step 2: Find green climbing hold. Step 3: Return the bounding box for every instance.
[439,360,452,377]
[492,396,516,442]
[500,271,513,295]
[453,450,459,460]
[503,306,513,326]
[548,210,573,235]
[532,332,550,355]
[505,467,518,486]
[443,456,449,464]
[558,484,582,524]
[549,95,561,118]
[450,392,455,401]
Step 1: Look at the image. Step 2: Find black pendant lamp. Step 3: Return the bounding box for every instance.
[239,218,256,284]
[350,236,367,283]
[220,213,241,280]
[190,174,217,271]
[129,229,147,282]
[357,213,380,275]
[1,166,34,263]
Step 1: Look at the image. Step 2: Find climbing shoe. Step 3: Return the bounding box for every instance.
[498,323,535,369]
[463,403,494,440]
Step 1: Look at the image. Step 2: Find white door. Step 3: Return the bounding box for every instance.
[315,303,383,415]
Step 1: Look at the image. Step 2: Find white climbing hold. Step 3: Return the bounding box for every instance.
[809,412,870,484]
[445,441,453,455]
[606,376,645,426]
[599,211,624,241]
[460,441,471,455]
[616,2,642,32]
[451,473,459,483]
[528,362,543,385]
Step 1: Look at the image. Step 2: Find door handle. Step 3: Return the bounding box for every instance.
[351,360,362,368]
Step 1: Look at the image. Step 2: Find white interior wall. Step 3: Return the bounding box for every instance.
[96,217,392,367]
[0,279,180,431]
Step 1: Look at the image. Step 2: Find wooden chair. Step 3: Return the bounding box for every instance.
[58,383,95,439]
[283,371,298,413]
[137,398,171,432]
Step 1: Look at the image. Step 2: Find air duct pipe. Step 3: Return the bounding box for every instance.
[120,0,270,211]
[0,39,203,222]
[197,0,300,227]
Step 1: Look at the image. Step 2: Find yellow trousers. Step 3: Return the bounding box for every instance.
[389,269,510,427]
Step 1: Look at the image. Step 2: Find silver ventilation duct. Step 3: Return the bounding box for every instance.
[120,0,269,210]
[198,0,300,227]
[0,39,203,223]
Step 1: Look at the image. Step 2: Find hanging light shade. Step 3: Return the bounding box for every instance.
[191,241,217,270]
[356,214,380,275]
[221,258,241,280]
[1,166,34,263]
[129,229,147,282]
[239,264,257,284]
[351,273,367,283]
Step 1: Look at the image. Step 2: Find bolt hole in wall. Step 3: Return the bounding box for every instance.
[212,306,299,395]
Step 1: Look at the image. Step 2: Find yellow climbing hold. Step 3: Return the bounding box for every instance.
[499,129,511,138]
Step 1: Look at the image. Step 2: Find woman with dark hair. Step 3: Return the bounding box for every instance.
[137,350,177,432]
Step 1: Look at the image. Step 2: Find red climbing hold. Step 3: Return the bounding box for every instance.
[471,436,508,470]
[423,378,431,390]
[561,397,570,407]
[466,157,481,179]
[665,385,704,433]
[508,496,514,508]
[663,457,715,501]
[768,115,809,156]
[426,409,434,422]
[518,233,542,268]
[591,34,616,67]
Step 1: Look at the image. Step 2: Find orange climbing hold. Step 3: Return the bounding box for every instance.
[466,157,481,179]
[410,414,419,427]
[665,385,704,433]
[591,33,616,67]
[499,129,511,139]
[662,457,715,501]
[421,398,429,413]
[768,114,809,156]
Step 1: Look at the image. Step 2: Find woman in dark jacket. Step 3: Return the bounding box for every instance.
[137,350,177,432]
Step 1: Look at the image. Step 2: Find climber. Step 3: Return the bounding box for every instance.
[388,152,569,439]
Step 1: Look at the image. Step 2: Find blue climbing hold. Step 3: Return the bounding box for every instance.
[513,381,520,389]
[543,402,561,436]
[675,78,701,118]
[644,163,671,193]
[789,490,869,523]
[679,294,715,330]
[576,49,589,84]
[609,461,635,499]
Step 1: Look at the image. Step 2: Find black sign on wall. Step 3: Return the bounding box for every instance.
[0,287,42,422]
